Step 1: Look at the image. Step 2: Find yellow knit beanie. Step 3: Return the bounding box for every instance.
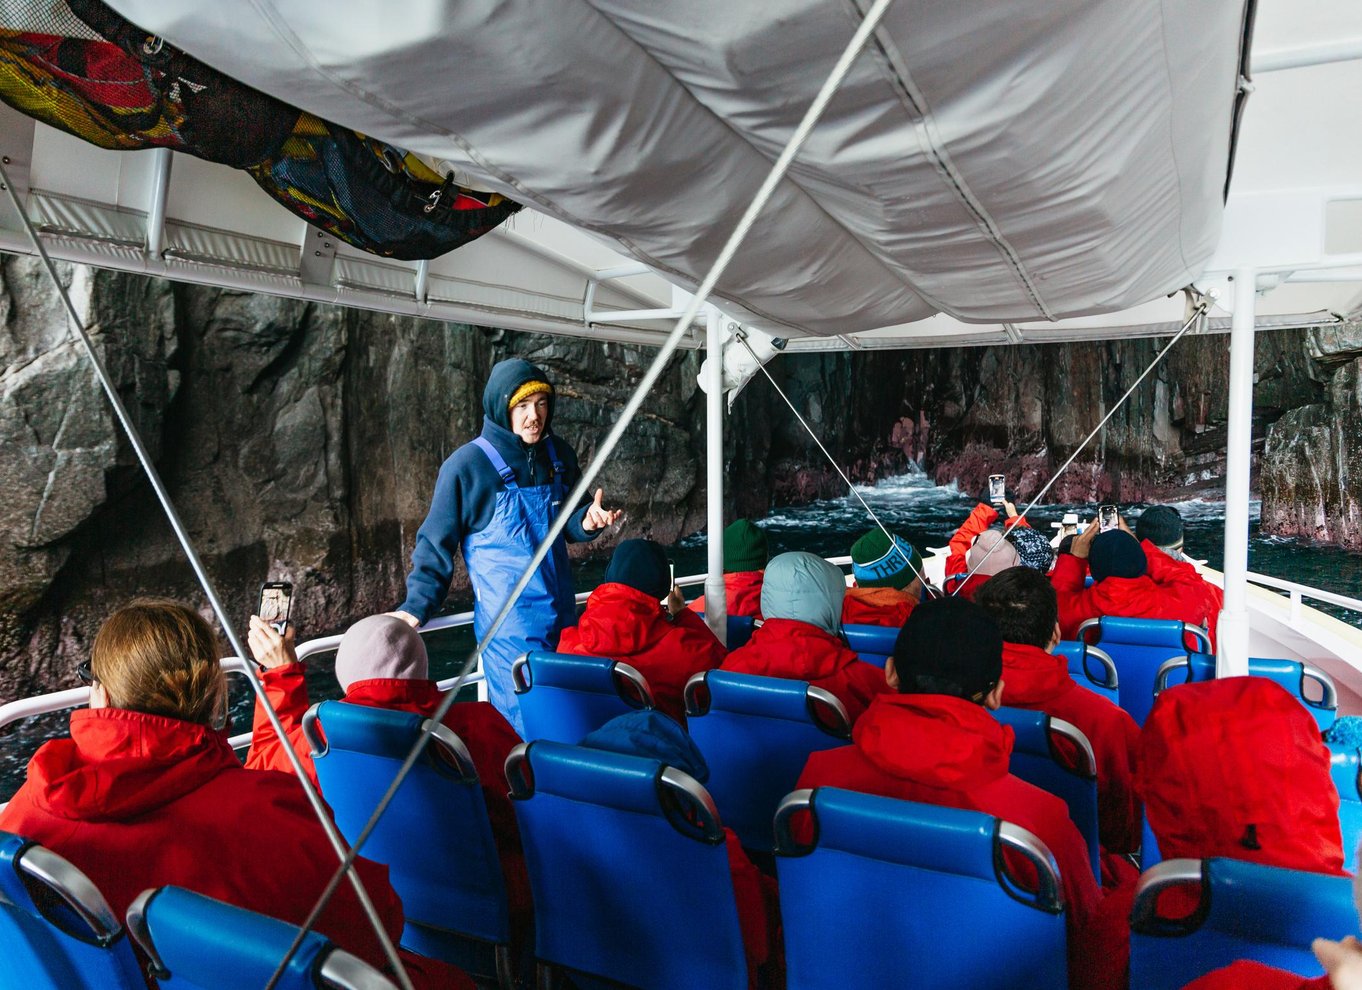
[508,380,552,409]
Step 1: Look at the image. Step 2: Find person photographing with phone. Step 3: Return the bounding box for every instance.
[391,358,621,733]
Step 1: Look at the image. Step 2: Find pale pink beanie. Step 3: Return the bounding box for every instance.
[334,615,429,692]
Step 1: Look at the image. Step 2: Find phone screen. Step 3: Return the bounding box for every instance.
[258,582,292,631]
[1099,506,1119,532]
[988,474,1006,503]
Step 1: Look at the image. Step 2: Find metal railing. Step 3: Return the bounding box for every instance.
[1244,570,1362,621]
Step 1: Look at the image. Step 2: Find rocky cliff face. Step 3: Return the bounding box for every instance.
[0,254,1356,704]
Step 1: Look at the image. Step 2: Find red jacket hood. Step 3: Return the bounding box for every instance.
[573,582,672,656]
[344,677,441,715]
[686,570,765,620]
[852,694,1014,791]
[25,708,242,822]
[842,586,915,627]
[725,618,859,680]
[1000,642,1074,706]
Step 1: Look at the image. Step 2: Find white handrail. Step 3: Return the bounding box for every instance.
[1244,570,1362,616]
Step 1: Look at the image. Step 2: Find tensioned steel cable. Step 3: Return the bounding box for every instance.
[950,299,1209,591]
[268,0,904,981]
[734,331,934,595]
[0,163,415,990]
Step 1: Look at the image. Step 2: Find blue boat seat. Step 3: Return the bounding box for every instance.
[511,650,654,743]
[684,669,851,852]
[992,707,1101,882]
[1051,640,1121,705]
[1154,653,1338,733]
[842,622,897,668]
[1076,616,1211,725]
[0,831,143,989]
[302,701,514,987]
[692,613,757,650]
[1129,858,1353,989]
[774,788,1068,990]
[126,885,395,990]
[1328,742,1362,872]
[506,740,750,990]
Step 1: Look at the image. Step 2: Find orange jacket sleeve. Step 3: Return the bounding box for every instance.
[243,662,319,788]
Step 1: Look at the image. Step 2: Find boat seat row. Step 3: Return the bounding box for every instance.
[0,830,394,990]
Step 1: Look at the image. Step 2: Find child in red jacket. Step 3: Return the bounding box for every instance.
[560,538,727,724]
[975,565,1142,853]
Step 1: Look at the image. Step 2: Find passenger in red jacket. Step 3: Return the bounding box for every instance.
[795,596,1116,990]
[945,500,1025,599]
[0,599,470,990]
[687,518,768,619]
[245,612,529,953]
[1051,516,1220,648]
[559,538,726,724]
[975,566,1142,853]
[722,551,892,723]
[1095,677,1347,989]
[841,528,923,627]
[1137,504,1225,628]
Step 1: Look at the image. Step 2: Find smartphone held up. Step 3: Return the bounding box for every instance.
[988,474,1006,505]
[258,581,292,634]
[1098,505,1119,532]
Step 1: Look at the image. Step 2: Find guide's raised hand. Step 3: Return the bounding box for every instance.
[582,488,622,532]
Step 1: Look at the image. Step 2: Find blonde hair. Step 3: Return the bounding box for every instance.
[90,598,226,727]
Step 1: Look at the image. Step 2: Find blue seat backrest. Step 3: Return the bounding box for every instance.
[992,707,1101,881]
[1130,858,1354,990]
[775,789,1068,990]
[686,670,851,852]
[1085,616,1208,725]
[0,831,143,989]
[312,701,510,952]
[508,741,748,990]
[514,650,651,743]
[1051,641,1121,705]
[1160,653,1338,733]
[693,613,758,650]
[1328,742,1362,872]
[134,886,373,990]
[842,623,897,668]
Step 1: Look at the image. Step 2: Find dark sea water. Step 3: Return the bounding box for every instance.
[4,467,1361,801]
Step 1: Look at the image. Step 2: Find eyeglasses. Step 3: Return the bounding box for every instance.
[76,660,94,684]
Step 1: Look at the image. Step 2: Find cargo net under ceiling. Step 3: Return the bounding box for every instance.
[0,0,522,260]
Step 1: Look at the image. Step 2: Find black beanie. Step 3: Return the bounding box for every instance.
[604,539,671,600]
[1136,505,1184,549]
[1089,530,1148,583]
[892,597,1003,701]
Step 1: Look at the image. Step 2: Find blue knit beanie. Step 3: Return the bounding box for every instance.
[850,529,923,590]
[604,538,671,599]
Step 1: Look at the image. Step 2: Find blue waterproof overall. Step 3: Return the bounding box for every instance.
[464,436,576,734]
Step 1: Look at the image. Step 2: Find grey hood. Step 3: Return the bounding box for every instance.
[760,551,846,636]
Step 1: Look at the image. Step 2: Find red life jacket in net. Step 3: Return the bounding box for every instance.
[559,582,727,724]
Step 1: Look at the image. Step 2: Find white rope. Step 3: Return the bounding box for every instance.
[951,300,1209,592]
[0,162,414,990]
[735,331,933,594]
[273,0,904,977]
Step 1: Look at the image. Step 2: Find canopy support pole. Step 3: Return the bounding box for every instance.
[144,148,171,259]
[1219,267,1257,677]
[703,306,727,644]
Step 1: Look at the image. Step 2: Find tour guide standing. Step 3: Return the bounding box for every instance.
[394,358,621,732]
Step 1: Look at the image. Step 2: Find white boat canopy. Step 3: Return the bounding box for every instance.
[0,0,1356,362]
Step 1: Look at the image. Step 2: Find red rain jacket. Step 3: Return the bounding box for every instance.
[841,586,915,628]
[1087,677,1351,979]
[1001,641,1142,853]
[1051,540,1221,649]
[246,666,529,945]
[560,582,727,724]
[1182,962,1329,990]
[687,569,765,620]
[0,708,470,990]
[795,693,1115,990]
[721,617,892,723]
[946,503,1031,600]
